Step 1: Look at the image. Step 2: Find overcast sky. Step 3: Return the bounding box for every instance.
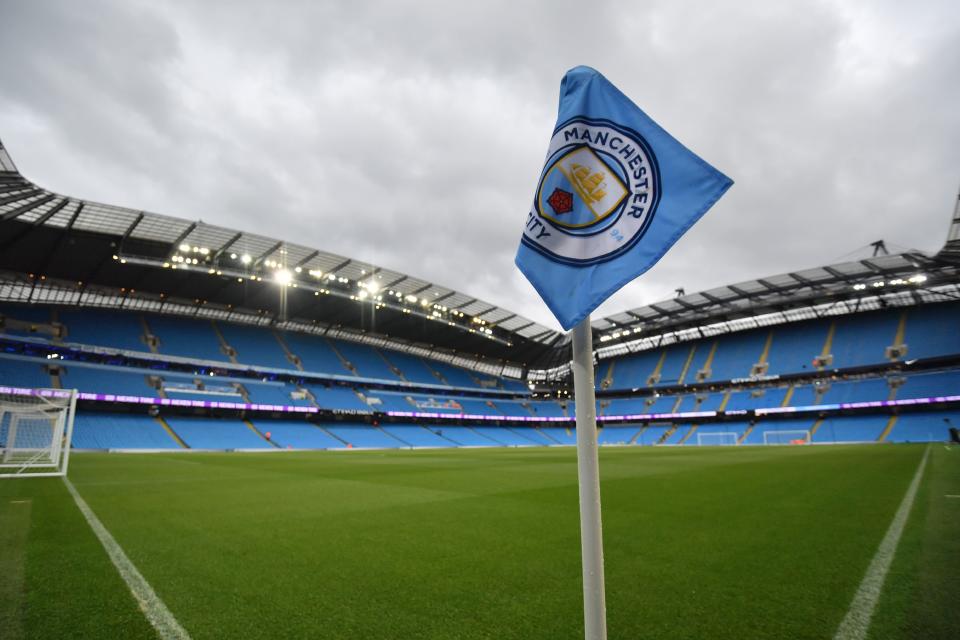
[1,0,958,331]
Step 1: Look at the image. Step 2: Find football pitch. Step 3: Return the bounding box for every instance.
[1,444,956,639]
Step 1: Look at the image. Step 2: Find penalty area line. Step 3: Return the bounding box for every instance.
[63,477,191,640]
[833,445,931,640]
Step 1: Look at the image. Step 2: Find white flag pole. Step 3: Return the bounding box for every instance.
[571,315,607,640]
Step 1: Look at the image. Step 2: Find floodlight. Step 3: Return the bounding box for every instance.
[179,243,191,252]
[406,294,418,303]
[241,254,252,265]
[366,280,380,294]
[358,290,369,300]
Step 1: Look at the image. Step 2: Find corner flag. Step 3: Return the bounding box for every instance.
[514,67,733,640]
[515,66,733,330]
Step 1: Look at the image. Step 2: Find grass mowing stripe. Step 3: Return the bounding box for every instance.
[0,499,31,640]
[833,445,930,640]
[63,477,191,640]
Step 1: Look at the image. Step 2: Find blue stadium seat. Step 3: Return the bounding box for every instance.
[634,424,671,445]
[903,302,960,360]
[597,425,641,445]
[830,311,899,369]
[426,361,481,389]
[72,413,181,449]
[377,350,441,385]
[283,333,353,376]
[812,416,886,443]
[363,391,416,412]
[538,427,576,445]
[61,364,153,397]
[707,329,767,382]
[380,424,457,447]
[886,412,954,442]
[332,340,402,381]
[244,381,313,407]
[249,420,346,449]
[897,371,960,399]
[765,319,830,375]
[322,425,404,448]
[307,385,370,411]
[0,356,53,388]
[216,323,292,369]
[432,426,501,446]
[147,315,230,362]
[469,426,538,446]
[165,417,273,449]
[821,378,890,404]
[60,309,147,352]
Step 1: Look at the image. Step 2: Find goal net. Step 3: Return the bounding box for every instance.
[0,389,77,478]
[696,431,739,446]
[762,429,811,446]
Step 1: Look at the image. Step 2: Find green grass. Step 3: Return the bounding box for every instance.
[0,444,955,639]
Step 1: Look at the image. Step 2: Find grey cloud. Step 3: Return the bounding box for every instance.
[1,0,957,331]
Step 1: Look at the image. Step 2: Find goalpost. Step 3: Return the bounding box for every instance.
[0,388,77,478]
[696,432,739,446]
[762,429,811,446]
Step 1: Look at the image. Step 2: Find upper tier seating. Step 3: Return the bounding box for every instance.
[282,333,353,376]
[332,341,400,381]
[598,303,960,391]
[60,309,147,352]
[217,323,291,370]
[147,316,230,363]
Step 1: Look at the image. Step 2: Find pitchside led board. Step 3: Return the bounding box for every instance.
[515,66,733,331]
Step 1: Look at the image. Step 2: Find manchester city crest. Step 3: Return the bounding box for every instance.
[522,117,661,265]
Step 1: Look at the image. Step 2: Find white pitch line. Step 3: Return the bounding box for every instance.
[833,445,931,640]
[63,478,191,640]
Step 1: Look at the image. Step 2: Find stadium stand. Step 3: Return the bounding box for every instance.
[165,417,273,449]
[216,323,292,370]
[306,384,370,411]
[0,355,53,388]
[147,315,230,362]
[282,333,353,376]
[323,425,403,448]
[380,424,457,447]
[597,426,641,445]
[249,419,346,449]
[72,413,181,450]
[885,412,954,442]
[812,416,886,444]
[430,426,500,446]
[332,341,401,381]
[60,363,154,396]
[59,309,149,352]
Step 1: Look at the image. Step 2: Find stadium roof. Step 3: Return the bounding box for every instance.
[1,136,958,375]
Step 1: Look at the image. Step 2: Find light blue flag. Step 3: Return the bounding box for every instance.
[515,66,733,330]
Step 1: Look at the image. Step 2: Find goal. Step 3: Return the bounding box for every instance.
[0,388,77,478]
[762,429,811,446]
[696,432,739,446]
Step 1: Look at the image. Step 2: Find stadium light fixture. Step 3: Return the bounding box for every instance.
[406,294,418,303]
[366,280,380,294]
[230,253,238,260]
[179,243,191,252]
[241,254,252,265]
